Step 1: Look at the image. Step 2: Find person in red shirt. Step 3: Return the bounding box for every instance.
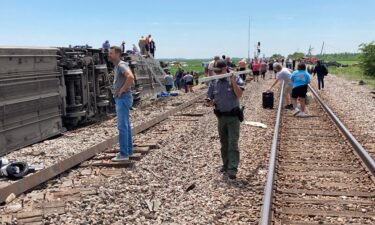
[252,59,260,82]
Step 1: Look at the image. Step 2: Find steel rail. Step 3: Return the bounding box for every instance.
[308,85,375,176]
[259,83,375,225]
[259,81,284,225]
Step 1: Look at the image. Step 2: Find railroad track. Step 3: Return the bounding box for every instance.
[0,92,207,205]
[260,83,375,225]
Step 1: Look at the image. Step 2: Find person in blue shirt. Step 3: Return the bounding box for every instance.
[164,72,174,93]
[290,62,311,117]
[102,40,110,51]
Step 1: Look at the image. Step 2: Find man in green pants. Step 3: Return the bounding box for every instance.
[207,60,245,179]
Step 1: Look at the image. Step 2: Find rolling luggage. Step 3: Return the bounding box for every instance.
[262,92,274,109]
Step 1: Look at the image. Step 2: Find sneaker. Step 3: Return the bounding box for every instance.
[228,174,237,180]
[285,104,293,110]
[297,112,309,117]
[112,154,129,162]
[293,108,300,116]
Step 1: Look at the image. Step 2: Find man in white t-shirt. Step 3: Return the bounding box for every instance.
[183,73,194,93]
[267,63,293,109]
[272,62,278,79]
[207,56,220,76]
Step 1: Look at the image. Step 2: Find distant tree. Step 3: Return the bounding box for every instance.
[288,52,305,60]
[359,42,375,77]
[271,54,283,59]
[316,52,359,61]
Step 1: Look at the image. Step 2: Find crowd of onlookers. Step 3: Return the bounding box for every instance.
[201,54,328,117]
[101,35,157,58]
[163,67,199,93]
[138,35,156,57]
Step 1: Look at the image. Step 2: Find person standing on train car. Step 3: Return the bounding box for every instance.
[207,60,245,180]
[108,46,135,161]
[138,36,146,55]
[149,39,156,58]
[102,40,110,52]
[121,41,126,54]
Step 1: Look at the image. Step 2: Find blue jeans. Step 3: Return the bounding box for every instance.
[114,92,133,156]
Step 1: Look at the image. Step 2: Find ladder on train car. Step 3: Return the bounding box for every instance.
[132,44,165,91]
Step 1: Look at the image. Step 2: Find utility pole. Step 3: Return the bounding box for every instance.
[247,17,251,61]
[320,41,325,55]
[307,45,313,57]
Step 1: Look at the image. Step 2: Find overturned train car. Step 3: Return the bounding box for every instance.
[0,47,166,155]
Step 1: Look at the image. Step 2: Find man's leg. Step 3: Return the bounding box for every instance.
[115,97,128,156]
[284,85,292,106]
[292,97,298,109]
[317,76,321,90]
[218,117,229,171]
[300,98,306,112]
[321,76,325,89]
[227,116,240,177]
[125,94,133,156]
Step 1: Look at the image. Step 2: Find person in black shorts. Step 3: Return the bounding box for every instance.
[290,63,311,117]
[252,59,260,82]
[268,60,274,79]
[183,72,194,93]
[291,85,308,98]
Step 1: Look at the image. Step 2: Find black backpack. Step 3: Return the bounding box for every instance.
[322,65,328,76]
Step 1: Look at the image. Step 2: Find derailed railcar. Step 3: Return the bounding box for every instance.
[0,46,166,156]
[0,47,64,155]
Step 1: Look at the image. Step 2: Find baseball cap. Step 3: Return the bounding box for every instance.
[213,60,227,72]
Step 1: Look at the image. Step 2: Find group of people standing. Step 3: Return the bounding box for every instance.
[164,68,199,93]
[267,60,328,117]
[102,40,127,54]
[138,35,156,57]
[206,55,329,180]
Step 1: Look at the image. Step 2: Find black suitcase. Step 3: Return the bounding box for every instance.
[262,92,274,109]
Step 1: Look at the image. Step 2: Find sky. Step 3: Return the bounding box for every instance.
[0,0,374,59]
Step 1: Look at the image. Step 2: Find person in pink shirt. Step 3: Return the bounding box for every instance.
[252,59,260,82]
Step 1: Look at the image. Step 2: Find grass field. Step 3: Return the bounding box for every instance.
[328,64,375,89]
[337,60,359,66]
[165,58,243,77]
[163,58,375,89]
[165,59,207,76]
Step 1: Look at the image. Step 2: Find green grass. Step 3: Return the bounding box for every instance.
[165,58,243,77]
[164,58,375,89]
[329,65,375,89]
[336,60,359,66]
[165,59,207,76]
